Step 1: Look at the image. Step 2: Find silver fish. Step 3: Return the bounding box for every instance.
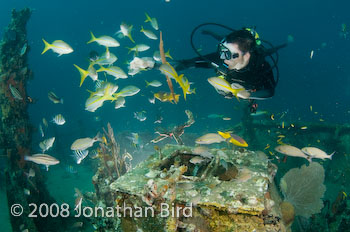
[114,97,125,109]
[39,137,55,152]
[48,91,63,104]
[52,114,66,125]
[9,84,23,100]
[195,133,225,145]
[134,111,147,121]
[20,43,27,56]
[72,149,89,164]
[39,124,44,137]
[24,154,60,171]
[301,147,335,160]
[71,133,101,150]
[275,145,310,161]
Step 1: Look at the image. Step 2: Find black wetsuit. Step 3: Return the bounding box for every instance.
[173,48,276,100]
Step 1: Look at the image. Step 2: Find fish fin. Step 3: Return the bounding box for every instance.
[73,64,89,87]
[87,31,96,44]
[145,80,150,87]
[41,39,52,55]
[329,151,335,160]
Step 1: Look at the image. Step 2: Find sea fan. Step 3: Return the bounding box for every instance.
[280,162,326,218]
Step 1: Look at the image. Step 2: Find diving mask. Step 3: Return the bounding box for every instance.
[218,42,239,60]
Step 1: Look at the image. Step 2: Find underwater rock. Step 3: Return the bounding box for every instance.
[98,144,286,231]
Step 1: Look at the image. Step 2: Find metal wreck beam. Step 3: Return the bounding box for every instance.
[0,8,65,232]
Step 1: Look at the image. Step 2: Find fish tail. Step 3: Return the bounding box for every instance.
[128,33,135,43]
[41,39,52,55]
[144,13,151,22]
[165,49,173,59]
[96,65,105,73]
[87,31,96,44]
[330,151,336,160]
[73,64,89,87]
[145,80,150,87]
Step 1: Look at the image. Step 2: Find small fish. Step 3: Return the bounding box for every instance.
[301,147,335,160]
[154,91,180,103]
[207,76,246,99]
[91,51,117,66]
[24,188,30,196]
[25,168,35,178]
[97,65,128,80]
[42,118,48,128]
[290,123,295,128]
[310,105,313,111]
[39,137,55,152]
[192,146,213,159]
[24,154,60,171]
[310,50,314,59]
[145,80,162,88]
[134,111,147,122]
[270,114,275,120]
[87,31,120,47]
[114,85,140,97]
[116,23,134,43]
[195,133,225,145]
[275,145,310,161]
[127,133,140,148]
[41,39,73,56]
[144,13,159,30]
[9,84,23,100]
[190,156,206,164]
[114,97,126,109]
[222,117,231,121]
[282,121,285,128]
[319,119,324,122]
[126,44,150,55]
[72,222,83,228]
[52,114,66,125]
[20,43,27,56]
[160,62,195,100]
[148,97,155,104]
[72,149,89,164]
[154,115,163,124]
[301,126,308,130]
[140,26,158,40]
[71,133,101,150]
[39,124,44,137]
[153,50,172,61]
[217,131,248,147]
[264,144,270,150]
[48,91,63,104]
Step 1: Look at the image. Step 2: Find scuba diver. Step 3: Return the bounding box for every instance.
[172,24,287,113]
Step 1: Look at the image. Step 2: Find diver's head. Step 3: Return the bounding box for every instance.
[218,29,256,70]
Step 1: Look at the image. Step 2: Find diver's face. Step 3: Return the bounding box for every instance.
[223,42,250,70]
